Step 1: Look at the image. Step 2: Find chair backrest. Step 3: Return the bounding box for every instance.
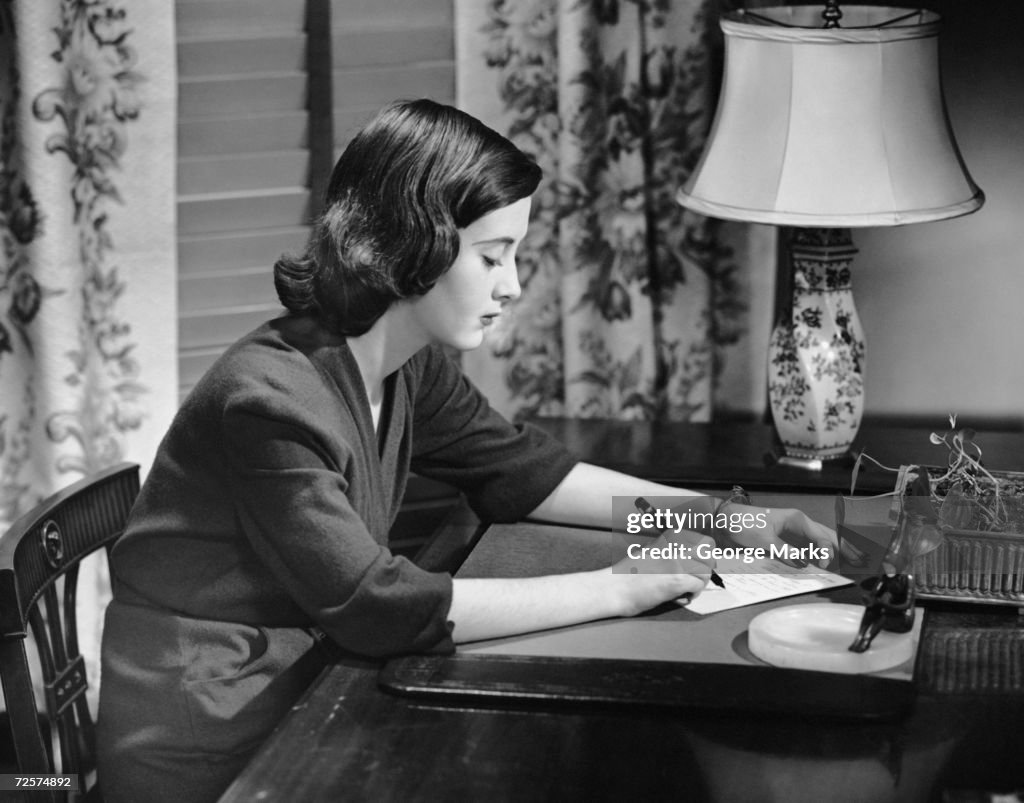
[0,463,140,801]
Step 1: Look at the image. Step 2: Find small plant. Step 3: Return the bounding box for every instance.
[852,415,1024,535]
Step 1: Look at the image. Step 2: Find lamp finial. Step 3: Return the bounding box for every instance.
[822,0,843,28]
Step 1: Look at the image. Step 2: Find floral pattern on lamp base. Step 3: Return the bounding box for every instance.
[768,228,865,463]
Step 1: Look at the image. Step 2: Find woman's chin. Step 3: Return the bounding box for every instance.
[440,331,486,352]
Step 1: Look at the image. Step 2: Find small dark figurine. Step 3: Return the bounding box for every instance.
[849,573,916,653]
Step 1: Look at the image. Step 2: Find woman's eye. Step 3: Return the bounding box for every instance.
[482,255,502,269]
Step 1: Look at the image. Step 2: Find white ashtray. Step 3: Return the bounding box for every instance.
[748,603,915,675]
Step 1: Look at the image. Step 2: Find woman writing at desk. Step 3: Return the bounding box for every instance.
[97,99,836,802]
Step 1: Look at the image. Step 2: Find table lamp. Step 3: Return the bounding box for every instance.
[677,3,984,470]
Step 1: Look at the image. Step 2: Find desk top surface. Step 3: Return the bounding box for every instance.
[220,487,1024,803]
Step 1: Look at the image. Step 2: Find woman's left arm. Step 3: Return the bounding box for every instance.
[527,462,707,529]
[528,462,839,567]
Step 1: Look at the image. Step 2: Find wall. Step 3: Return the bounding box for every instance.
[853,0,1024,429]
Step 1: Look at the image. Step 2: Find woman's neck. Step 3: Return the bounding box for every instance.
[346,303,424,412]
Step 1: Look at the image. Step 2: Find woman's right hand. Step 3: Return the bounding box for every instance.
[609,530,718,616]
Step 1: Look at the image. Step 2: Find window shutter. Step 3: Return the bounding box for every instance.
[176,0,454,403]
[176,0,310,401]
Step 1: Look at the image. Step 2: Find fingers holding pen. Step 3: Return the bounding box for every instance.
[654,529,717,568]
[612,530,718,615]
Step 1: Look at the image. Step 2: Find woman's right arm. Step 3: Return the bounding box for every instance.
[447,531,715,644]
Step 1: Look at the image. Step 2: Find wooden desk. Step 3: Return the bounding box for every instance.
[526,419,1024,494]
[219,494,1024,802]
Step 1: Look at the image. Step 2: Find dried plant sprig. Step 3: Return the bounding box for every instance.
[926,413,1004,523]
[849,415,1018,533]
[849,451,903,496]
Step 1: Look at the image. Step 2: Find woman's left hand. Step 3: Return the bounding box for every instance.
[719,502,839,568]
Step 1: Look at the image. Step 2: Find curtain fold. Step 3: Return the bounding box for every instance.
[456,0,775,422]
[1,0,177,709]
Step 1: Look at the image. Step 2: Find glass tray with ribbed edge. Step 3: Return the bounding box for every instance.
[893,465,1024,606]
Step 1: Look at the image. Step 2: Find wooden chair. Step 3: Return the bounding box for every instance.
[0,463,140,801]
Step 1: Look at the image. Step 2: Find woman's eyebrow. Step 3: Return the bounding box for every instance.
[472,236,515,247]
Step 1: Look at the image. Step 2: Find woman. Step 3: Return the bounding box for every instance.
[97,99,836,802]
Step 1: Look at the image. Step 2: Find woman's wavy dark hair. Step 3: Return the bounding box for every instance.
[274,99,542,336]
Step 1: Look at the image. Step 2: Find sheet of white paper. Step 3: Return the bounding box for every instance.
[684,557,854,615]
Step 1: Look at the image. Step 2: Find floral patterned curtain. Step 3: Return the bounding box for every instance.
[1,0,177,705]
[456,0,776,422]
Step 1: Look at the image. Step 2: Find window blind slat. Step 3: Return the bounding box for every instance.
[179,227,310,274]
[179,75,307,118]
[332,64,453,109]
[178,151,309,196]
[178,190,310,236]
[179,306,284,351]
[179,267,277,311]
[333,25,453,68]
[179,113,308,157]
[177,1,304,37]
[177,35,306,77]
[329,0,451,26]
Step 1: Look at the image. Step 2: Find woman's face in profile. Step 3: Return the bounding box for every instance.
[409,196,531,351]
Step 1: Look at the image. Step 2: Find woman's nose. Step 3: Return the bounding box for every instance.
[494,258,521,302]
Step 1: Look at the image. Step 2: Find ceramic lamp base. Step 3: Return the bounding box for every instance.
[771,447,856,473]
[768,228,865,468]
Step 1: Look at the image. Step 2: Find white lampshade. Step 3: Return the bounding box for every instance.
[677,6,984,227]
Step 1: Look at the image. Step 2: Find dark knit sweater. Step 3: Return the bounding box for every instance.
[111,314,577,657]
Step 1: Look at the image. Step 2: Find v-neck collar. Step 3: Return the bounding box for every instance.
[329,340,397,462]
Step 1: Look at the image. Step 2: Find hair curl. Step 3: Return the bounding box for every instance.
[274,99,541,336]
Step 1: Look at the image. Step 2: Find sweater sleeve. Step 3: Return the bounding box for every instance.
[409,346,578,522]
[221,393,455,658]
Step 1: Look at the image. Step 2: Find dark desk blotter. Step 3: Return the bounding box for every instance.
[382,505,925,721]
[452,519,918,681]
